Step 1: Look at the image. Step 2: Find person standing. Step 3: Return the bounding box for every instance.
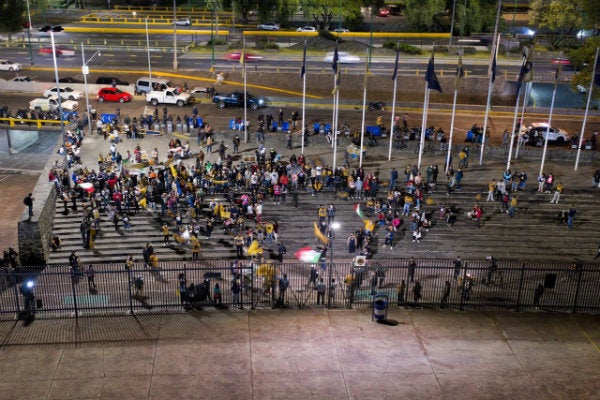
[550,182,563,204]
[234,233,245,259]
[533,283,545,309]
[408,257,417,283]
[86,264,96,290]
[453,256,462,280]
[231,279,241,308]
[162,223,170,246]
[567,206,576,229]
[412,280,422,304]
[23,193,34,221]
[213,283,222,305]
[396,279,406,306]
[508,196,517,217]
[313,277,325,306]
[134,275,144,297]
[278,274,289,306]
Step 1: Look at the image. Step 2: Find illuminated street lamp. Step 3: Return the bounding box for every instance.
[81,43,101,137]
[25,0,33,65]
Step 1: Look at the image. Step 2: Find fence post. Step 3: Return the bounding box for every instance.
[127,267,134,315]
[11,271,21,320]
[250,262,255,310]
[515,263,526,312]
[459,262,468,311]
[70,270,79,321]
[571,267,584,314]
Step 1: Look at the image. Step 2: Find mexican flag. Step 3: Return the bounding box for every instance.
[294,247,322,264]
[354,203,365,218]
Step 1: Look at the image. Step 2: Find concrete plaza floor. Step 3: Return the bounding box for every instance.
[0,309,599,400]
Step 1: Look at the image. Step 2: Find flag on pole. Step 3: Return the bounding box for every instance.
[246,240,262,255]
[300,41,307,79]
[455,53,464,88]
[516,48,533,93]
[332,42,339,74]
[313,222,329,245]
[391,45,400,80]
[354,204,365,219]
[425,54,442,93]
[294,247,322,263]
[491,51,497,82]
[594,51,600,86]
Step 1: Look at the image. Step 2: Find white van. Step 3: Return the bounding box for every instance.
[135,77,172,95]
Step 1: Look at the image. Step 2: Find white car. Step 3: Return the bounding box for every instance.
[296,26,317,32]
[525,122,569,144]
[323,51,361,64]
[12,76,35,82]
[333,27,350,33]
[257,22,279,31]
[0,59,22,71]
[174,18,191,26]
[43,86,83,101]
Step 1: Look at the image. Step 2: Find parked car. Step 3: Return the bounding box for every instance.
[0,59,22,71]
[257,22,279,31]
[136,77,172,95]
[97,87,133,103]
[39,46,75,57]
[333,27,350,33]
[43,86,83,101]
[296,26,317,32]
[58,77,83,84]
[212,91,267,110]
[506,26,536,38]
[323,51,361,64]
[377,8,390,17]
[38,25,63,32]
[388,4,402,15]
[523,122,569,145]
[174,18,191,26]
[224,52,263,62]
[96,76,129,86]
[576,29,599,40]
[12,76,35,82]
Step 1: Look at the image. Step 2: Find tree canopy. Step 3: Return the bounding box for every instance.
[0,0,25,35]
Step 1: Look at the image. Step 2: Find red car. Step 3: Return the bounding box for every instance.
[223,52,263,62]
[551,57,573,68]
[97,87,132,103]
[377,8,390,17]
[39,46,75,57]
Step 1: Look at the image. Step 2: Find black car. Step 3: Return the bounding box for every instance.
[39,25,64,32]
[96,77,130,86]
[58,77,83,84]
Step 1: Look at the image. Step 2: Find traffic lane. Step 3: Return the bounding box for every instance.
[528,82,598,109]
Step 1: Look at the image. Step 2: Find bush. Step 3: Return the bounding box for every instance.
[206,38,227,46]
[255,42,279,50]
[382,41,422,55]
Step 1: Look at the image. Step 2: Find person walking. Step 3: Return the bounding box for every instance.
[567,206,576,229]
[412,280,422,304]
[316,278,326,306]
[408,257,417,283]
[453,256,462,280]
[396,279,406,306]
[440,280,451,308]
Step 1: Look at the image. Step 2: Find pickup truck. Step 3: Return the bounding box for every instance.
[145,88,192,107]
[212,91,266,110]
[29,96,79,112]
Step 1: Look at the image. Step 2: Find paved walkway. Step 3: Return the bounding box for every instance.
[0,309,599,400]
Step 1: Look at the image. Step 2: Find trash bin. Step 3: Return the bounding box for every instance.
[372,294,388,321]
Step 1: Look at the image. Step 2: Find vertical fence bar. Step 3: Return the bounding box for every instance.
[515,263,526,312]
[12,271,21,320]
[127,267,133,315]
[572,267,584,314]
[70,270,79,320]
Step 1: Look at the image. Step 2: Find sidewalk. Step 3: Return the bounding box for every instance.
[0,309,598,400]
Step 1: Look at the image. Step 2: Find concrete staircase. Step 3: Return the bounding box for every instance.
[46,168,600,266]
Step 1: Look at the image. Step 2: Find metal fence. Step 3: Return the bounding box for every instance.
[1,258,599,319]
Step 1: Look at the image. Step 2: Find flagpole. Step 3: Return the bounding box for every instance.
[539,67,560,177]
[332,90,338,171]
[575,46,599,171]
[418,83,429,171]
[480,34,500,165]
[507,50,530,170]
[514,82,530,160]
[301,40,307,155]
[388,44,400,161]
[446,88,458,174]
[506,89,522,171]
[360,48,369,167]
[242,37,248,143]
[479,0,503,166]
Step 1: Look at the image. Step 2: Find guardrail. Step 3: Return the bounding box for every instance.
[1,258,598,319]
[0,117,62,129]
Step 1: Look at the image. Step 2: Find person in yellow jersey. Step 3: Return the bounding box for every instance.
[162,223,170,246]
[191,235,200,261]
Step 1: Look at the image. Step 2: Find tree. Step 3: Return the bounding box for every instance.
[235,0,259,23]
[568,37,600,98]
[404,0,446,32]
[0,0,25,37]
[301,0,362,31]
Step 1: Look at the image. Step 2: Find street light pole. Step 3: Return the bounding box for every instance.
[146,18,152,82]
[173,0,178,70]
[50,31,68,184]
[81,43,101,137]
[25,0,33,65]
